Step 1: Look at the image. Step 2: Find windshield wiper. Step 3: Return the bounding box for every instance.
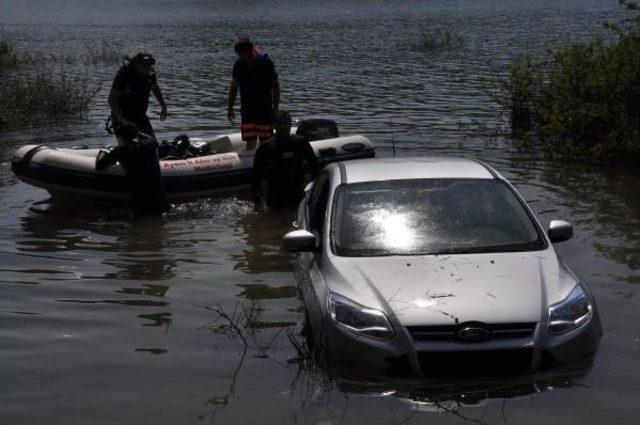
[429,247,472,255]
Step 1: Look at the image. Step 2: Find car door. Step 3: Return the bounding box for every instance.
[308,173,331,244]
[297,171,332,329]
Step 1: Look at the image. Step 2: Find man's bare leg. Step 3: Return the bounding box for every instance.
[246,136,258,150]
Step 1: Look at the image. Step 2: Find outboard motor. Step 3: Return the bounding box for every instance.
[296,119,339,141]
[295,119,374,167]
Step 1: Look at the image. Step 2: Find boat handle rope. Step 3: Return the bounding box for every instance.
[14,145,49,168]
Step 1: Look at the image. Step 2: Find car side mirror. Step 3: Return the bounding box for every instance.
[304,181,314,193]
[548,220,573,243]
[282,230,317,252]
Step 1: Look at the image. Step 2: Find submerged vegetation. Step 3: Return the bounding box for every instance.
[0,39,18,70]
[0,37,114,129]
[86,41,123,65]
[0,75,95,128]
[499,1,640,163]
[417,28,465,52]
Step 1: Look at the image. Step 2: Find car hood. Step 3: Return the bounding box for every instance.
[323,249,578,326]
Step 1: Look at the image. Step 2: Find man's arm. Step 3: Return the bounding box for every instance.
[151,83,168,121]
[228,79,238,122]
[271,76,280,113]
[108,87,123,121]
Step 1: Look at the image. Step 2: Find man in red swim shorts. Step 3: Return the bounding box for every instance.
[227,36,280,150]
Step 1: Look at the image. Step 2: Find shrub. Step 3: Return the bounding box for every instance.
[500,1,640,162]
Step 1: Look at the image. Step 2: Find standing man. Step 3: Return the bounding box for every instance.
[227,36,280,150]
[108,52,167,140]
[252,111,318,210]
[103,53,170,215]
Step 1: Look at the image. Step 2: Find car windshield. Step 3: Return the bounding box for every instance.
[332,178,545,256]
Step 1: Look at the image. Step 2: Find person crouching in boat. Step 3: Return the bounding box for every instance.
[227,37,280,150]
[96,121,170,215]
[108,52,167,141]
[252,111,318,210]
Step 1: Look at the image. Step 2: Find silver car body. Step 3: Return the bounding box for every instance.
[288,157,602,376]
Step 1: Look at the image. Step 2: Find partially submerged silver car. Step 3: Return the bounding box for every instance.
[283,157,602,376]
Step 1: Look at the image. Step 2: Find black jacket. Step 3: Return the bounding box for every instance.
[252,134,318,208]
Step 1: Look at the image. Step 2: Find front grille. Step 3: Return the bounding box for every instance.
[407,322,536,342]
[418,349,534,377]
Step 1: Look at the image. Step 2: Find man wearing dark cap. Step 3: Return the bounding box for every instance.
[252,110,318,209]
[101,53,170,215]
[109,52,168,140]
[227,37,280,150]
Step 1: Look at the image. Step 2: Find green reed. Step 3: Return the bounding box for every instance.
[0,74,97,128]
[0,39,18,71]
[0,37,98,129]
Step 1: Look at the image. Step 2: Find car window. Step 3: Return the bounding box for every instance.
[332,178,546,256]
[308,173,330,234]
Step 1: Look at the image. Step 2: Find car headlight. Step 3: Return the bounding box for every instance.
[328,292,395,340]
[548,285,593,335]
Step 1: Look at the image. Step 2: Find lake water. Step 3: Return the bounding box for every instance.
[1,1,639,424]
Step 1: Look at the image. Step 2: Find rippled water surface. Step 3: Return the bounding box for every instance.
[1,1,639,424]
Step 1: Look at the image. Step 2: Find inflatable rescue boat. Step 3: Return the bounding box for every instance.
[11,119,375,200]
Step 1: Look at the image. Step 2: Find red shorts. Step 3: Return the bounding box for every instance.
[241,122,272,141]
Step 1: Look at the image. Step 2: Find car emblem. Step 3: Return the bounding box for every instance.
[457,324,491,343]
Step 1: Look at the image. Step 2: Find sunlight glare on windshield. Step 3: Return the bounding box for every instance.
[370,208,416,251]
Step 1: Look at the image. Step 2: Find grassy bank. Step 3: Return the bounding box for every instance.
[0,38,102,129]
[499,1,640,163]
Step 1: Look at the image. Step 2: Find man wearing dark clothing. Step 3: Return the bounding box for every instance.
[253,111,318,209]
[104,54,169,215]
[109,52,167,139]
[228,37,280,150]
[96,121,170,215]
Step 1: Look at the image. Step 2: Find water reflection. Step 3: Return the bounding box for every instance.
[231,210,296,274]
[102,219,177,282]
[56,298,168,307]
[138,312,172,330]
[201,299,594,424]
[17,197,176,336]
[19,198,177,281]
[118,283,170,297]
[236,283,297,300]
[539,163,640,274]
[319,370,590,425]
[135,348,169,355]
[333,367,589,406]
[291,339,594,422]
[495,148,640,282]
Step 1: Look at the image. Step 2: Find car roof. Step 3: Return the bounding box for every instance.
[336,157,496,184]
